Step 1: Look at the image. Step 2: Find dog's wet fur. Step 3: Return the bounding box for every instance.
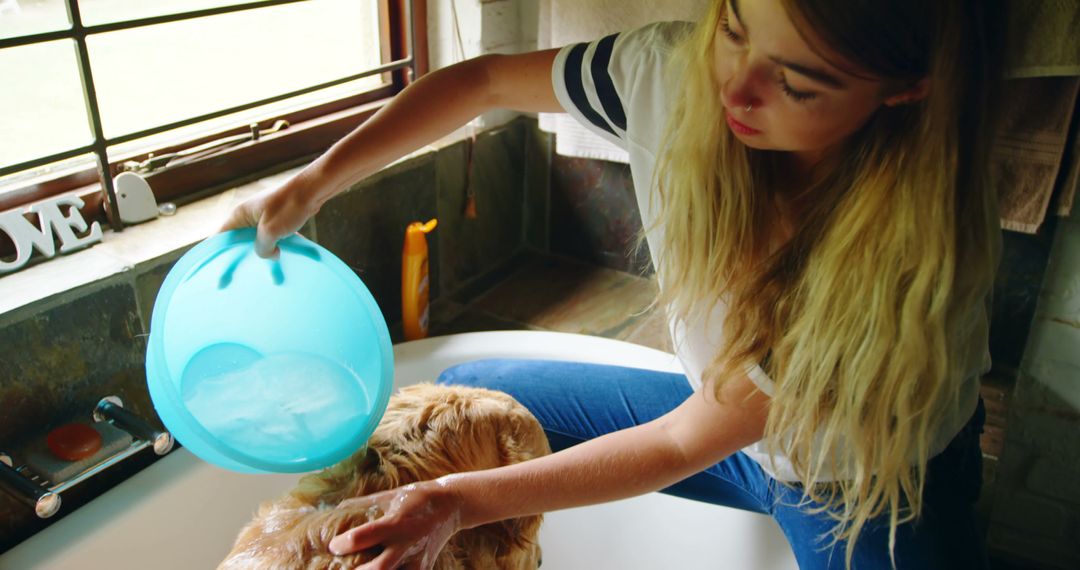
[219,384,551,570]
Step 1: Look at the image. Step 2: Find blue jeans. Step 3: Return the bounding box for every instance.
[437,359,989,570]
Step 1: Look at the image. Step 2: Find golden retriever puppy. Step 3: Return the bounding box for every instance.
[219,383,551,570]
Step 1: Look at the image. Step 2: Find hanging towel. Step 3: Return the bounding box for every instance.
[993,0,1080,232]
[1056,106,1080,217]
[1004,0,1080,79]
[537,0,708,163]
[993,78,1080,233]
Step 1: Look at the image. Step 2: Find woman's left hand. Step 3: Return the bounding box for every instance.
[328,478,465,570]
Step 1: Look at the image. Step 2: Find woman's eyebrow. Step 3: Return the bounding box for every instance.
[769,56,846,88]
[729,0,846,90]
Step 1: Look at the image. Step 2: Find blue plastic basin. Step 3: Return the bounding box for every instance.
[146,229,393,473]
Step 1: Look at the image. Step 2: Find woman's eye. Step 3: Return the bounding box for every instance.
[720,16,743,43]
[778,75,817,102]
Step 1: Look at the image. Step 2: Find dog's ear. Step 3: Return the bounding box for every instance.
[292,446,381,505]
[359,446,382,472]
[336,446,410,501]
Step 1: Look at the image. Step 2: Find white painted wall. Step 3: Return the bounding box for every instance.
[427,0,540,129]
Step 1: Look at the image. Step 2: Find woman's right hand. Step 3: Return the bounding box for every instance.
[219,172,322,258]
[329,478,467,570]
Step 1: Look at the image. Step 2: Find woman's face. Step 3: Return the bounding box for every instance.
[713,0,895,166]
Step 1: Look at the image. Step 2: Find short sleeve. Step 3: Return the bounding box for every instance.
[746,363,775,397]
[550,21,693,151]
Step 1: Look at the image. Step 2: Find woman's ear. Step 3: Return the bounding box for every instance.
[884,78,930,106]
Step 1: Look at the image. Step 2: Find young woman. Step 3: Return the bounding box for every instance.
[222,0,1003,567]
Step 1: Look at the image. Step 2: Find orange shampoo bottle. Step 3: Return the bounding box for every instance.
[402,218,437,340]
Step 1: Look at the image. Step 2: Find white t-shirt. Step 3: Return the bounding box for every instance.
[549,21,990,482]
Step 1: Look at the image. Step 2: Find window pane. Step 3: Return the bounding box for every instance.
[107,76,388,160]
[80,0,274,26]
[0,40,92,170]
[0,0,70,40]
[0,153,96,196]
[87,0,383,139]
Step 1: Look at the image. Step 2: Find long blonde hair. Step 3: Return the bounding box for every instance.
[650,0,1003,566]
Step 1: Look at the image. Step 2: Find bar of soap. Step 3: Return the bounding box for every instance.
[46,423,103,461]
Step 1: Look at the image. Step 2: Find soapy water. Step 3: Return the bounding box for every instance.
[181,349,371,463]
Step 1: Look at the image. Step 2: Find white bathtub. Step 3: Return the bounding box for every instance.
[0,331,798,569]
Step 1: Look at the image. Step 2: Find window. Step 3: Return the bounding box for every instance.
[0,0,426,235]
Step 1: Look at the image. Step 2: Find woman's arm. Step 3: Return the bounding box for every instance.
[220,49,563,256]
[304,49,564,206]
[328,373,769,569]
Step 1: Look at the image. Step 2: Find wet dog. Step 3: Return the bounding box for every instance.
[219,383,551,569]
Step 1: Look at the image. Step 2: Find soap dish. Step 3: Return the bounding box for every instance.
[24,421,134,485]
[0,396,174,518]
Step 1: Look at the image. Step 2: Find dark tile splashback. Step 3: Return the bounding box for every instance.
[315,120,533,338]
[523,125,553,252]
[316,154,440,330]
[991,227,1057,373]
[436,121,528,296]
[0,285,153,449]
[0,284,159,552]
[549,154,653,275]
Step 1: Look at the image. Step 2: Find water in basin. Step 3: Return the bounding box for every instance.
[181,347,371,463]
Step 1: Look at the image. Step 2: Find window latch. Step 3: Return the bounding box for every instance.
[122,119,290,174]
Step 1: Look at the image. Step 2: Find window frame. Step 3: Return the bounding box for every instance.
[0,0,427,234]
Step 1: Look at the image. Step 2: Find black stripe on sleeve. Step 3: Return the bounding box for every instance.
[591,33,626,131]
[564,42,618,138]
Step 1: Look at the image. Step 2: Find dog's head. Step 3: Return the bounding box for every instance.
[220,384,550,569]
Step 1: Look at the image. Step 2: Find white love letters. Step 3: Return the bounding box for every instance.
[0,196,103,274]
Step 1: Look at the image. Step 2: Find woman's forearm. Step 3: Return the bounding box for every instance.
[445,417,706,530]
[443,374,770,531]
[299,56,495,206]
[297,49,560,209]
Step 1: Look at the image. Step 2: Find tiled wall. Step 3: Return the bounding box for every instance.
[0,119,544,553]
[549,154,652,275]
[988,214,1080,569]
